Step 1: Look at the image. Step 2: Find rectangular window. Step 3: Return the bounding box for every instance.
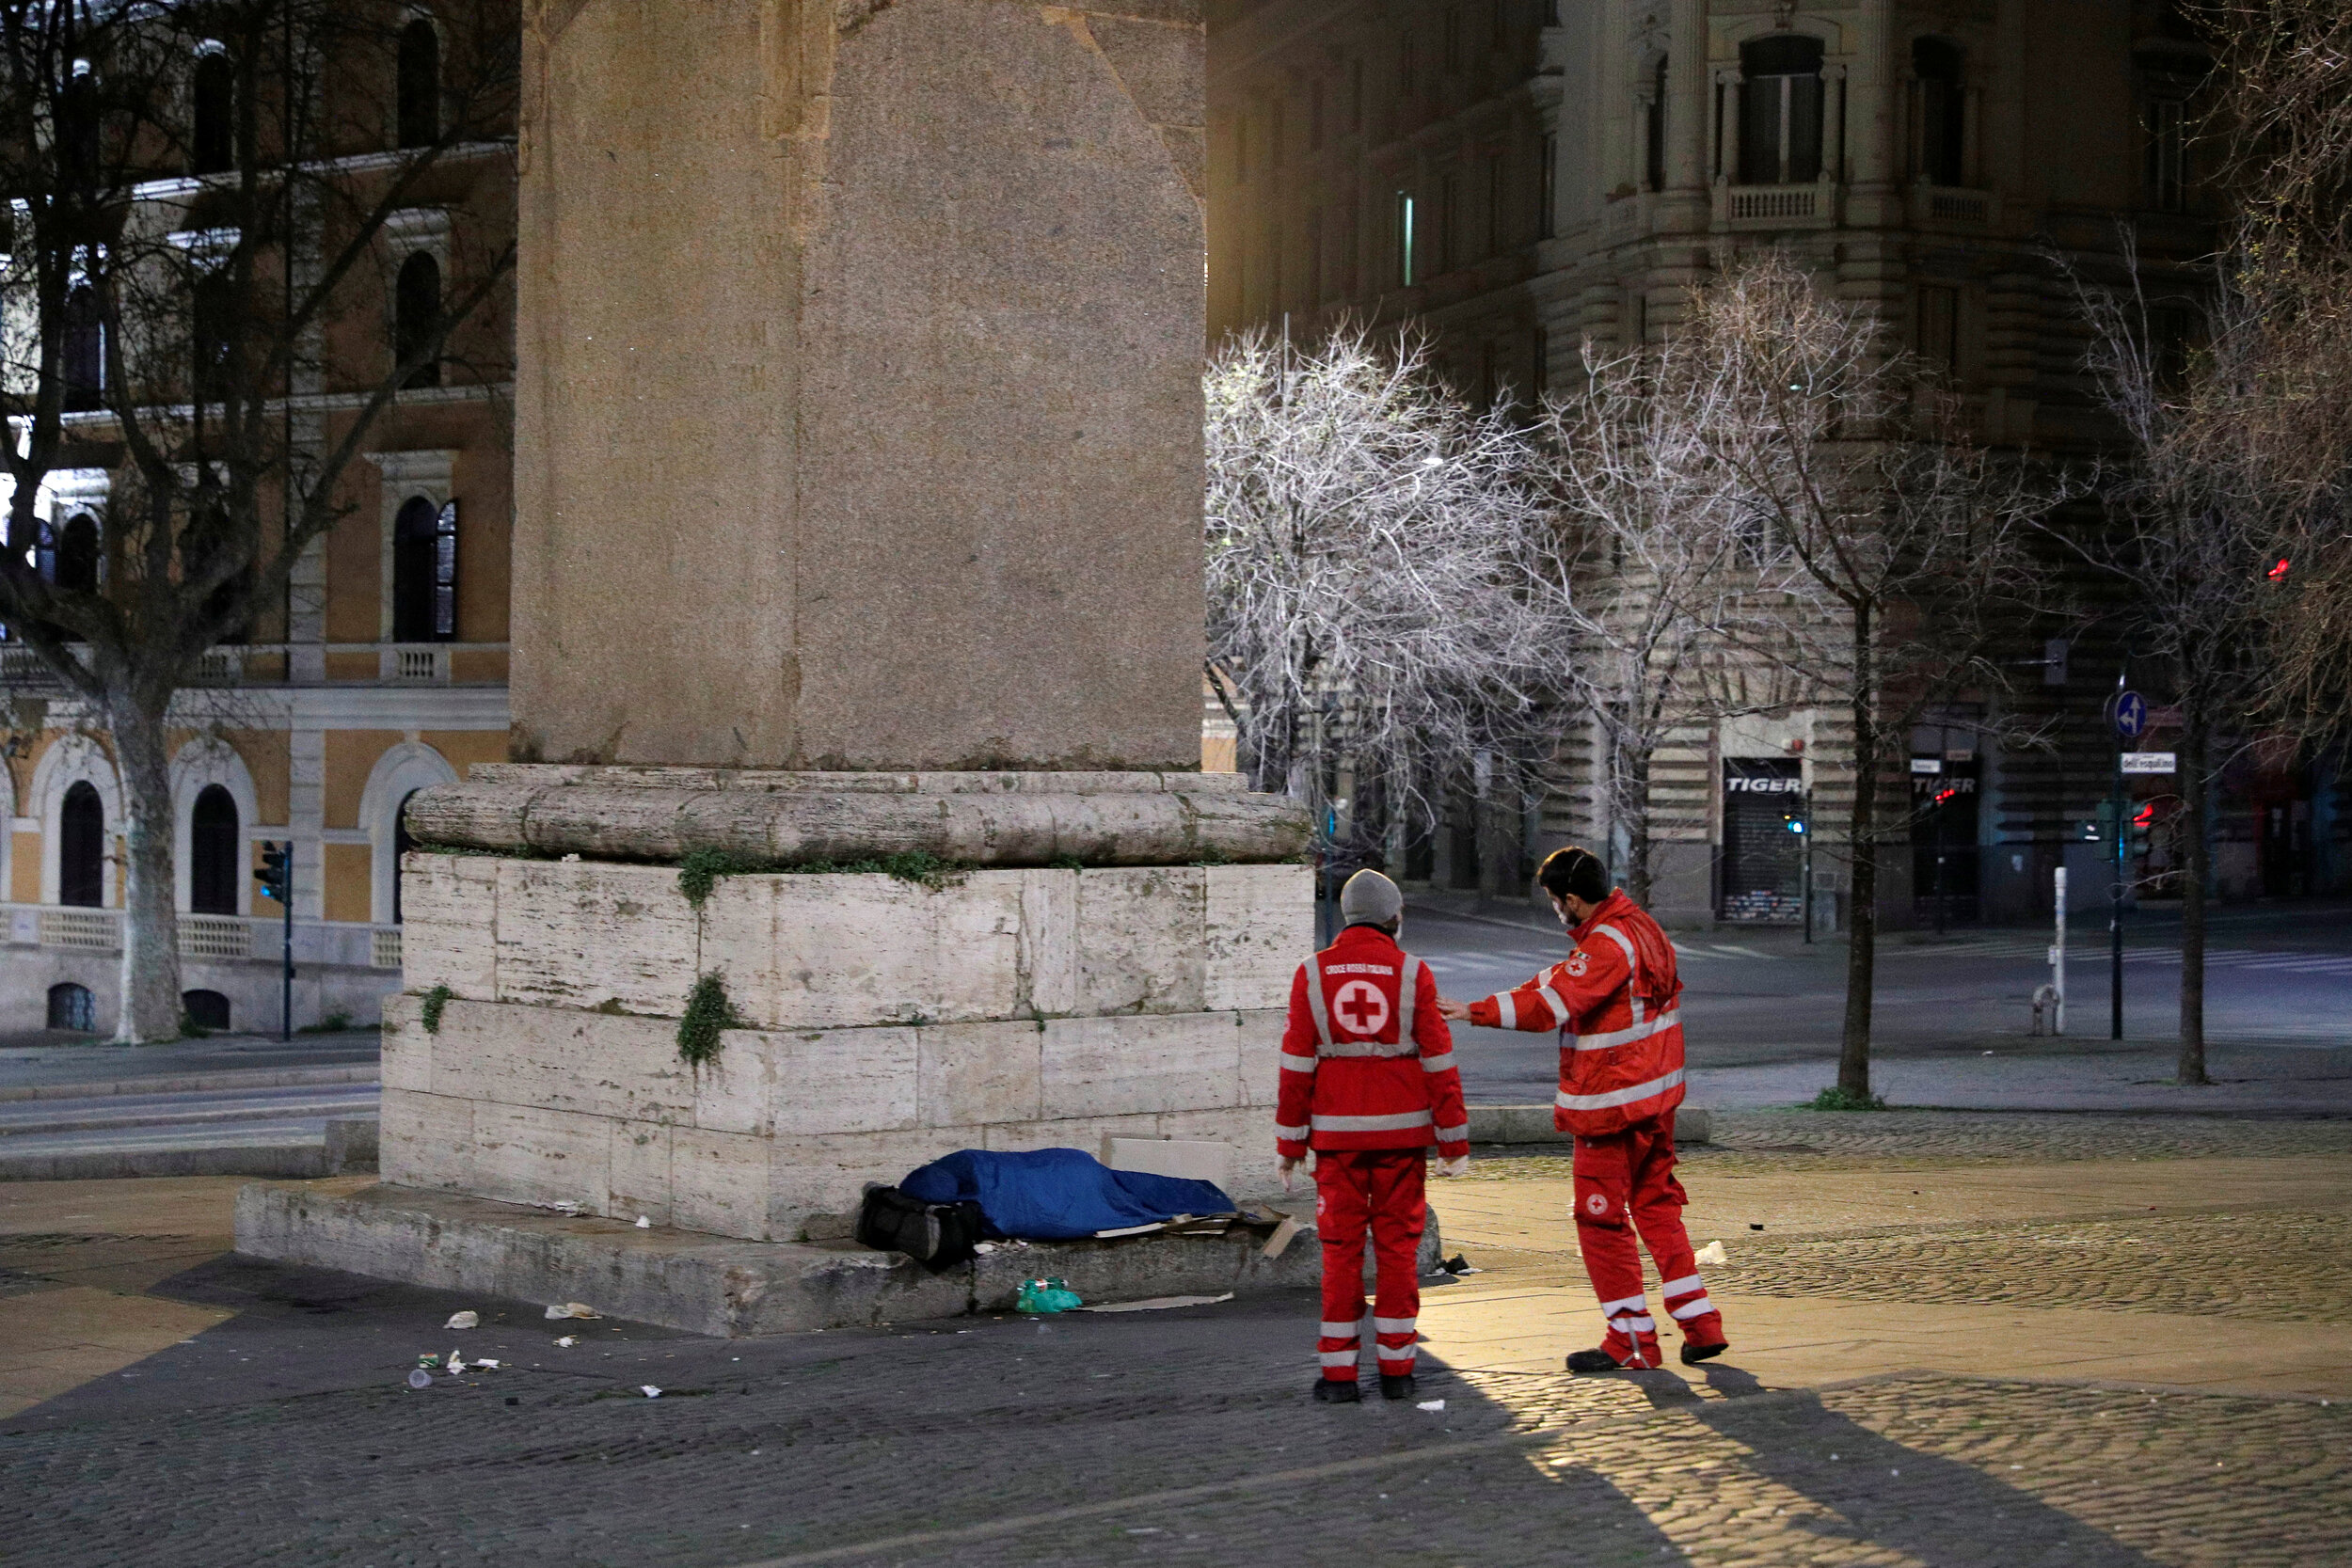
[1438,171,1457,274]
[1397,192,1417,286]
[1540,133,1558,238]
[1305,206,1324,303]
[1486,154,1503,255]
[2149,98,2185,212]
[1917,284,1960,370]
[433,499,459,641]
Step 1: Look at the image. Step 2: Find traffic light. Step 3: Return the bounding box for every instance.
[254,841,290,905]
[2129,803,2155,860]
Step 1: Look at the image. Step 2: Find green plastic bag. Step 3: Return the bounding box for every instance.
[1015,1276,1083,1314]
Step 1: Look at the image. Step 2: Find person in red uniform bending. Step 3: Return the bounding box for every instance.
[1277,868,1470,1404]
[1438,847,1728,1372]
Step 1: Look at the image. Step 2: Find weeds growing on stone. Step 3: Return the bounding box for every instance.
[421,984,453,1034]
[677,972,741,1067]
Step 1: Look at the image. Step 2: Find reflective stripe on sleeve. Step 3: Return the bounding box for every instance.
[1419,1050,1456,1073]
[1567,1010,1682,1052]
[1302,958,1332,1047]
[1540,987,1570,1025]
[1593,925,1643,1023]
[1493,992,1518,1030]
[1397,956,1420,1045]
[1319,1037,1419,1058]
[1556,1067,1685,1112]
[1274,1122,1311,1141]
[1310,1110,1434,1132]
[1434,1122,1469,1144]
[1279,1053,1317,1072]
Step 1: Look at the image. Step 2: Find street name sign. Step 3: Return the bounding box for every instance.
[2120,752,2177,775]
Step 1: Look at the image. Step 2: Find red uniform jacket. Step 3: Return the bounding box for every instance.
[1466,890,1685,1136]
[1275,925,1470,1161]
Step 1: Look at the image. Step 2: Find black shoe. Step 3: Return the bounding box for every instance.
[1680,1339,1729,1366]
[1566,1348,1628,1374]
[1380,1373,1418,1401]
[1312,1378,1362,1403]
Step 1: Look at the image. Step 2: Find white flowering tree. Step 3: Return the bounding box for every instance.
[1203,327,1565,872]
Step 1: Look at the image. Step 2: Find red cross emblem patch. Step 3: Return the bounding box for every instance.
[1331,979,1391,1037]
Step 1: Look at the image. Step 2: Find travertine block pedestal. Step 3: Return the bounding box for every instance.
[380,768,1311,1242]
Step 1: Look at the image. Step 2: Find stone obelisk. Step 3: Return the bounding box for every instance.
[363,0,1308,1247]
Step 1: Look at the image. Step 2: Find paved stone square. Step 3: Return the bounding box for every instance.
[2,1113,2346,1566]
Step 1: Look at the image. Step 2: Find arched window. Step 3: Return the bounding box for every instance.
[395,250,441,388]
[63,285,103,410]
[47,981,95,1032]
[192,52,234,174]
[1740,35,1825,185]
[190,784,239,914]
[59,780,103,907]
[397,20,439,148]
[392,788,420,923]
[56,514,99,594]
[182,989,231,1030]
[391,495,457,641]
[1645,56,1667,192]
[1913,39,1964,187]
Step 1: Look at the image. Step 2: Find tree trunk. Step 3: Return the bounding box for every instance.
[1622,740,1654,906]
[2177,704,2210,1085]
[110,698,184,1043]
[1837,609,1878,1101]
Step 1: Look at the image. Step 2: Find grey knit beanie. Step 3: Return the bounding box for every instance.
[1339,868,1404,927]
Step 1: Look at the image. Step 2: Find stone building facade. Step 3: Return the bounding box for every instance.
[0,10,513,1037]
[1208,0,2344,925]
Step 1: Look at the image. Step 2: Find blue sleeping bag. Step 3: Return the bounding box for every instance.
[898,1148,1235,1241]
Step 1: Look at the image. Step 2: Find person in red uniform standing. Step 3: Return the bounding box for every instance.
[1277,869,1470,1403]
[1438,847,1728,1372]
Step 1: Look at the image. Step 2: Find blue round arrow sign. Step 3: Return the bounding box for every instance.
[2115,690,2148,738]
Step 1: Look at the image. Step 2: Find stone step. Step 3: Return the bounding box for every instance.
[234,1180,1443,1338]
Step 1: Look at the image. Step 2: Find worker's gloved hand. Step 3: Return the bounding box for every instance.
[1436,1155,1470,1179]
[1279,1155,1303,1191]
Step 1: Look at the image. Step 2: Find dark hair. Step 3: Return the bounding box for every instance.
[1537,846,1610,904]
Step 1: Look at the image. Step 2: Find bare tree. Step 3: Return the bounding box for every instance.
[2059,234,2281,1085]
[0,0,516,1040]
[1203,326,1563,864]
[2192,0,2352,737]
[1528,338,1812,906]
[1683,254,2078,1101]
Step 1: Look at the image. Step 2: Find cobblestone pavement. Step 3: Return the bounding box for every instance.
[5,1123,2349,1567]
[1460,1111,2352,1176]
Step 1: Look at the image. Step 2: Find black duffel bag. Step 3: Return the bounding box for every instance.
[854,1185,988,1273]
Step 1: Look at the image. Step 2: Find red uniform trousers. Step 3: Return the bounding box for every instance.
[1314,1148,1426,1381]
[1572,1110,1725,1368]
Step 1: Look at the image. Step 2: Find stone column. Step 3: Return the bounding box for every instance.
[370,0,1311,1247]
[510,0,1208,772]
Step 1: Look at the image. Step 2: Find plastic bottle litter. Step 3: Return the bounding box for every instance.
[1693,1240,1728,1267]
[405,1369,434,1389]
[443,1310,479,1330]
[1014,1277,1084,1314]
